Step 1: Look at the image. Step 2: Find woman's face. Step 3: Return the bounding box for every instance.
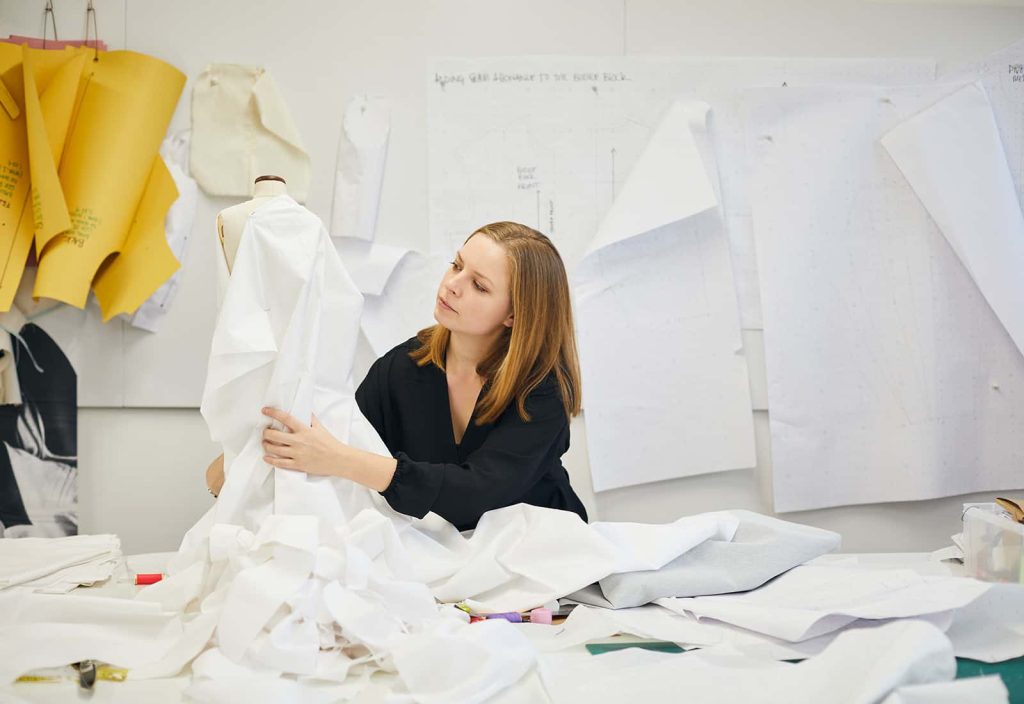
[434,233,513,337]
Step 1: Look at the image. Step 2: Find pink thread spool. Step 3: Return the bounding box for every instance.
[529,607,552,625]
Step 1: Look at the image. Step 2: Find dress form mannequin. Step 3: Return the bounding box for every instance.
[215,175,289,273]
[207,175,288,496]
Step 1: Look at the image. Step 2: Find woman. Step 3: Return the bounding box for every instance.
[209,221,588,531]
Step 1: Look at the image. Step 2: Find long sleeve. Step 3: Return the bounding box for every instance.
[354,352,398,455]
[380,382,568,528]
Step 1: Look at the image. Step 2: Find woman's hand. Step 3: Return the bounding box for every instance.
[261,407,345,477]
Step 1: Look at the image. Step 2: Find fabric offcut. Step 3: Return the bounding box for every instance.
[190,64,311,202]
[572,510,841,609]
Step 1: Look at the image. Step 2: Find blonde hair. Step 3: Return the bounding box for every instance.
[410,222,582,424]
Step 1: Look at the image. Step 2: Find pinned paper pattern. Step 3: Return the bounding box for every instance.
[0,43,185,319]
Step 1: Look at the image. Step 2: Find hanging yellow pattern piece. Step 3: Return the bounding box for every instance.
[0,43,34,312]
[24,46,88,258]
[92,155,180,320]
[33,49,184,314]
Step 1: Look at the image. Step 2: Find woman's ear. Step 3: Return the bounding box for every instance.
[503,313,514,328]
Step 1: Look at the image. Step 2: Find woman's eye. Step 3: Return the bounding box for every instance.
[450,260,461,271]
[474,281,487,293]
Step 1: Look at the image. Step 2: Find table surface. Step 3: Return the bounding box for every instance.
[9,551,1021,704]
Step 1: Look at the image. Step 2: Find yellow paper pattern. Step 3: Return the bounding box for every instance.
[24,46,88,253]
[33,50,184,310]
[0,44,34,312]
[93,155,180,320]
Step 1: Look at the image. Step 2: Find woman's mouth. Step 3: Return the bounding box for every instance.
[438,297,457,314]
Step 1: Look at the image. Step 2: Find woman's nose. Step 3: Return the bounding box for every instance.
[447,275,463,296]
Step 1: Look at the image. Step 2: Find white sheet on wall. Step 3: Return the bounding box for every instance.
[360,252,448,357]
[130,130,199,333]
[749,83,1024,513]
[882,81,1024,359]
[943,39,1024,200]
[575,100,755,492]
[428,56,935,328]
[330,95,390,242]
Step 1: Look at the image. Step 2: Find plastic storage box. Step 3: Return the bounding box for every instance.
[962,503,1024,583]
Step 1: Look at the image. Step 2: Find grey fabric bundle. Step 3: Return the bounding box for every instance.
[569,510,841,609]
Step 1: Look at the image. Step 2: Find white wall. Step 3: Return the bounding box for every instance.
[2,1,1022,554]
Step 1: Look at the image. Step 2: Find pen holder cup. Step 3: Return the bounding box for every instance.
[963,503,1024,584]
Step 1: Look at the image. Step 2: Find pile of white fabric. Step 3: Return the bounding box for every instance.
[0,197,1019,704]
[0,534,120,593]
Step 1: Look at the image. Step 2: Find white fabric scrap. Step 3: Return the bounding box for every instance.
[190,64,311,201]
[130,130,199,333]
[581,511,840,608]
[944,583,1024,663]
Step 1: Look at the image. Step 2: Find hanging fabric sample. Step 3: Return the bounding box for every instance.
[190,64,311,202]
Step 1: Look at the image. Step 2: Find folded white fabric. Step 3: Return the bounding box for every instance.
[657,563,990,642]
[575,511,840,608]
[0,534,121,592]
[0,591,182,683]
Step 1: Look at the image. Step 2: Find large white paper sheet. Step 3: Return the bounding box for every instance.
[429,56,935,327]
[749,84,1024,512]
[538,620,956,704]
[575,100,755,491]
[881,676,1008,704]
[330,94,390,242]
[943,39,1024,203]
[882,82,1024,358]
[657,564,989,642]
[360,251,448,357]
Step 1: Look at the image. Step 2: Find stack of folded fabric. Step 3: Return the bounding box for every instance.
[0,534,121,593]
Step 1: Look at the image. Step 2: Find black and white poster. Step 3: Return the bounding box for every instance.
[0,323,77,538]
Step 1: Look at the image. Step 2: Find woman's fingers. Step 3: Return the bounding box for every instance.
[261,406,303,432]
[262,441,295,459]
[264,455,297,469]
[262,427,293,444]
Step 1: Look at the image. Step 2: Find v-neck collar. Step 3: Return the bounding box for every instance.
[433,363,484,455]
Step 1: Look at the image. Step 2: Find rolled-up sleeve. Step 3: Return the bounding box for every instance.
[380,384,567,527]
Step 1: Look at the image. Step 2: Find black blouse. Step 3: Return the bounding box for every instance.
[355,337,589,531]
